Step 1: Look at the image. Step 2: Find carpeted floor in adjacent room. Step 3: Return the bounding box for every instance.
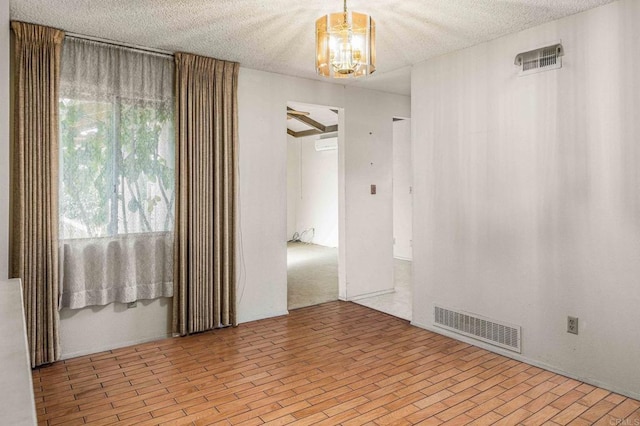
[287,241,338,310]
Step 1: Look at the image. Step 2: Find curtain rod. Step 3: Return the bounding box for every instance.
[65,32,174,59]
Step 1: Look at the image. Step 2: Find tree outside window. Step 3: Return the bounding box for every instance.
[59,97,174,239]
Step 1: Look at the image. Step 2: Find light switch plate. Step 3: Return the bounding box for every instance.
[371,184,376,195]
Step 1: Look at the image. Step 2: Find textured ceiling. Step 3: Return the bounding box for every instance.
[11,0,616,95]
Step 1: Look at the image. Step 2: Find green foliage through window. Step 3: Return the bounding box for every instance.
[59,97,174,239]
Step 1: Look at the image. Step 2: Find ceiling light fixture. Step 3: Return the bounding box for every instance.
[315,0,375,78]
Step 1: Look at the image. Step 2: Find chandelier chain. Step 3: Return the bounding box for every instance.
[343,0,348,24]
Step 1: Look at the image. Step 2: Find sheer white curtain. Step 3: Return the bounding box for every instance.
[59,37,174,309]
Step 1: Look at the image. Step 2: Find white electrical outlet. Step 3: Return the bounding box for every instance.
[567,316,578,335]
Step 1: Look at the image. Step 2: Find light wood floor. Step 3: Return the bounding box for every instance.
[34,302,639,425]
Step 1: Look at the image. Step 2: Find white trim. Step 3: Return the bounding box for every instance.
[60,333,172,360]
[61,308,291,359]
[238,309,290,324]
[394,255,412,261]
[411,320,640,401]
[347,288,395,301]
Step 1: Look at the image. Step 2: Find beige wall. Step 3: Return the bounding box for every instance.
[411,0,640,398]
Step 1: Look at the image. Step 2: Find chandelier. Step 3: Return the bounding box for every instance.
[315,0,376,78]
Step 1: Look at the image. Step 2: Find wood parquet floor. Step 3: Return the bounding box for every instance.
[33,302,640,425]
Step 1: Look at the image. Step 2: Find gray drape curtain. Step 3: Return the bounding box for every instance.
[11,21,65,367]
[173,52,239,335]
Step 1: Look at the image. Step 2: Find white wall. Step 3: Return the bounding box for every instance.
[60,299,171,359]
[236,69,346,324]
[287,134,339,247]
[237,69,409,320]
[411,0,640,398]
[344,88,411,299]
[393,119,412,260]
[299,136,338,247]
[0,0,9,280]
[286,136,300,240]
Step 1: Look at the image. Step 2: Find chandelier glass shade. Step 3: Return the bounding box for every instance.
[315,0,375,78]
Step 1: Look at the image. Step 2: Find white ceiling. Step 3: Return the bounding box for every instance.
[11,0,616,96]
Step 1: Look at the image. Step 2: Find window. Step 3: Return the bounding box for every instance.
[59,98,174,238]
[58,38,175,309]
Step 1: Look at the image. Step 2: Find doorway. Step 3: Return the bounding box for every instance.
[286,101,343,310]
[354,117,412,320]
[392,117,412,319]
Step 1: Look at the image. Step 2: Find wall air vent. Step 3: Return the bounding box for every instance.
[515,43,563,76]
[315,137,337,151]
[434,305,521,353]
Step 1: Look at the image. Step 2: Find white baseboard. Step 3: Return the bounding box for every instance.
[394,256,413,261]
[347,288,395,301]
[238,309,290,324]
[411,320,640,401]
[60,333,172,360]
[61,309,292,360]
